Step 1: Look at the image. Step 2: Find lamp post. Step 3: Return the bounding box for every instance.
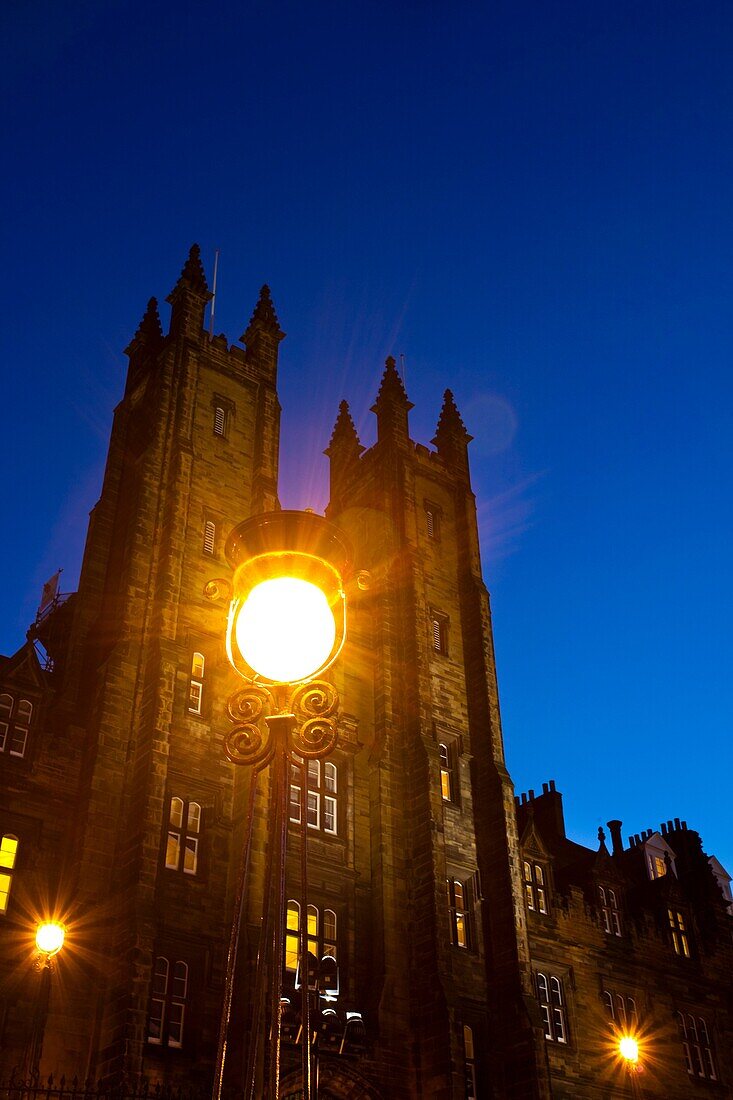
[26,922,65,1079]
[212,511,351,1100]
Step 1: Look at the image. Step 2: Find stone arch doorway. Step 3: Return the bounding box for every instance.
[281,1060,384,1099]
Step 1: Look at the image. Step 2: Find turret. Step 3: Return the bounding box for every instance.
[432,389,472,480]
[241,283,285,380]
[371,356,413,446]
[324,400,365,511]
[166,243,211,337]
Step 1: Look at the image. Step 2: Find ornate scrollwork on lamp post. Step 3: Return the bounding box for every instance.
[212,511,351,1100]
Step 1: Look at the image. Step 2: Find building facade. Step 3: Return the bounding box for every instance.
[1,248,730,1098]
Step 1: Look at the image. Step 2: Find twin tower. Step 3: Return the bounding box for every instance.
[0,246,550,1098]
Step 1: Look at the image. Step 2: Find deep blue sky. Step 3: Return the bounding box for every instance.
[1,1,731,870]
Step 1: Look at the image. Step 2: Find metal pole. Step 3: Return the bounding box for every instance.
[26,961,52,1078]
[212,772,259,1100]
[209,249,220,339]
[299,759,312,1100]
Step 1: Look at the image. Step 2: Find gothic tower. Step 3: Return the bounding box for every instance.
[37,246,283,1083]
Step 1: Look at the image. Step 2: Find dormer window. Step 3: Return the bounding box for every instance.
[643,833,676,880]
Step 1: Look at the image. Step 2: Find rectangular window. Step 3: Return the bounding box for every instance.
[9,727,28,756]
[599,885,622,935]
[214,406,226,436]
[439,741,457,802]
[189,652,205,715]
[148,956,188,1048]
[669,909,690,957]
[289,760,339,837]
[464,1025,477,1099]
[678,1013,717,1080]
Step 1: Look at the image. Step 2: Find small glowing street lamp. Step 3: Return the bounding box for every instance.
[35,921,65,961]
[618,1034,640,1071]
[26,921,66,1079]
[213,511,351,1100]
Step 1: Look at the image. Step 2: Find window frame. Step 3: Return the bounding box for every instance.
[164,796,202,876]
[147,954,189,1049]
[523,860,548,914]
[202,519,216,556]
[668,908,691,957]
[0,694,33,758]
[289,758,339,837]
[188,652,205,716]
[598,884,622,935]
[0,834,19,915]
[424,500,442,542]
[285,900,338,975]
[536,971,568,1044]
[447,876,472,949]
[463,1024,477,1099]
[677,1011,717,1080]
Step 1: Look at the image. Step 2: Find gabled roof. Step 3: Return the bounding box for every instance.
[0,640,51,694]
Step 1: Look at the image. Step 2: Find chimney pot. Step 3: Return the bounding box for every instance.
[607,820,624,856]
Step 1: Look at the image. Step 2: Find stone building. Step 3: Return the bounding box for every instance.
[0,247,730,1098]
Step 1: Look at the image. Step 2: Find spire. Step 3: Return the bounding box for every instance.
[324,401,364,464]
[124,297,163,357]
[241,284,285,346]
[241,284,285,380]
[432,389,473,476]
[370,357,413,445]
[597,826,609,856]
[166,244,211,337]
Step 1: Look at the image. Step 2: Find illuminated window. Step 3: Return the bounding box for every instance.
[213,405,226,437]
[0,834,19,914]
[668,909,690,957]
[431,612,449,656]
[598,885,621,935]
[536,972,567,1043]
[0,694,32,758]
[678,1012,717,1080]
[147,956,188,1048]
[189,652,204,714]
[285,901,337,973]
[203,520,216,556]
[464,1025,477,1099]
[165,797,201,875]
[523,861,548,914]
[439,742,457,802]
[289,760,338,836]
[447,877,471,948]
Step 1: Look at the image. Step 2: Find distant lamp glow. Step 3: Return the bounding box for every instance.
[226,511,351,686]
[618,1035,639,1065]
[35,922,65,957]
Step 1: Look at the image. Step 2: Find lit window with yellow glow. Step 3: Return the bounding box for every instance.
[0,834,19,914]
[524,861,548,914]
[189,652,205,714]
[284,901,337,974]
[669,909,690,957]
[447,877,471,948]
[165,797,201,875]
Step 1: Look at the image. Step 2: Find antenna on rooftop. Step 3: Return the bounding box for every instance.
[399,352,406,387]
[209,248,220,340]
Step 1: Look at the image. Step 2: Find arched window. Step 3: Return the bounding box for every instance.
[165,797,201,875]
[0,834,19,914]
[536,972,567,1043]
[447,877,471,948]
[524,861,548,914]
[284,902,338,974]
[439,742,457,802]
[0,694,32,757]
[147,955,189,1048]
[678,1012,717,1079]
[323,909,337,959]
[189,652,204,714]
[598,884,622,934]
[463,1025,477,1099]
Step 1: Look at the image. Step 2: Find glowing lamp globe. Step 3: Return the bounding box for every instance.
[618,1035,639,1064]
[36,922,65,957]
[225,511,351,686]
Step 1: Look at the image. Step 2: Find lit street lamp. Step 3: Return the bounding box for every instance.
[25,921,66,1079]
[213,511,351,1100]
